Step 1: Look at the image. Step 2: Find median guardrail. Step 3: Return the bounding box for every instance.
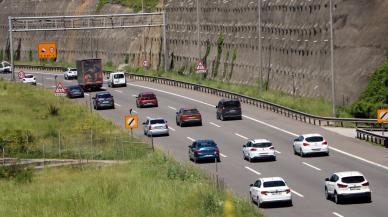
[15,64,380,128]
[356,129,388,148]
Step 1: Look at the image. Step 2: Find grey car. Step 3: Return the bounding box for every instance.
[216,99,242,121]
[143,117,169,137]
[93,92,115,110]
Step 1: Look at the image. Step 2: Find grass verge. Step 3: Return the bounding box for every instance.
[0,78,262,217]
[96,0,160,12]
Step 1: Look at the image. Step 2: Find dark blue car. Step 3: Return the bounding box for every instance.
[188,140,220,163]
[93,92,115,110]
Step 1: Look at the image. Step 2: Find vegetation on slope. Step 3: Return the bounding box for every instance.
[349,61,388,118]
[97,0,160,12]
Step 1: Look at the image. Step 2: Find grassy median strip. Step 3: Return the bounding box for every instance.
[0,79,262,217]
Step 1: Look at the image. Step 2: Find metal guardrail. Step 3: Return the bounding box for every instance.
[15,64,379,128]
[356,129,388,148]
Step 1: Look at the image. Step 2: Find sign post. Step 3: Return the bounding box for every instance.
[377,109,388,136]
[196,61,207,74]
[125,115,139,139]
[54,82,67,96]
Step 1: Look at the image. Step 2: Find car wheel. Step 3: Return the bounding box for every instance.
[272,156,277,161]
[136,102,140,108]
[326,151,330,156]
[300,148,305,157]
[199,121,203,126]
[194,157,198,164]
[250,192,254,203]
[216,157,221,162]
[243,153,246,160]
[325,187,330,200]
[334,191,341,204]
[220,114,224,121]
[248,155,252,163]
[293,145,297,155]
[216,113,219,120]
[288,200,293,207]
[365,195,372,203]
[258,197,263,208]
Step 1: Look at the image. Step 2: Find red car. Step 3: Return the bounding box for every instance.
[136,92,158,108]
[176,108,202,127]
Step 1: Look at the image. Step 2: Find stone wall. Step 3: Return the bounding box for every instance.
[165,0,388,103]
[0,0,164,70]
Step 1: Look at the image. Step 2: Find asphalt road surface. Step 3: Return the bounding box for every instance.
[3,70,388,217]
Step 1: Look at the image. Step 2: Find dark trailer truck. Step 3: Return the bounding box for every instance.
[76,59,103,91]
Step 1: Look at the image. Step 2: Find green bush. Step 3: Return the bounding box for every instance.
[0,165,34,183]
[350,61,388,118]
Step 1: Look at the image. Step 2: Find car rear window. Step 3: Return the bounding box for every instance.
[305,136,324,142]
[183,109,199,115]
[25,75,33,78]
[70,69,77,72]
[223,100,240,107]
[142,94,156,99]
[69,86,81,90]
[198,141,216,148]
[342,176,365,184]
[263,181,286,188]
[150,119,165,124]
[252,142,272,148]
[114,74,124,79]
[99,93,112,98]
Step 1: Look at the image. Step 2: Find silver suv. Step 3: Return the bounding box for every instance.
[0,61,11,74]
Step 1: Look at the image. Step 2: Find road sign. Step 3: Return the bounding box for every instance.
[54,82,67,96]
[125,115,139,129]
[38,42,57,59]
[377,109,388,123]
[143,60,150,69]
[18,70,25,79]
[196,61,207,74]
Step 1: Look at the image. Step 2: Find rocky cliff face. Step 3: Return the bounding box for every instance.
[1,0,387,103]
[165,0,388,103]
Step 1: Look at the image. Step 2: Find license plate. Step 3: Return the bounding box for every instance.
[272,192,281,195]
[312,148,321,151]
[350,187,360,190]
[205,155,214,157]
[103,101,110,103]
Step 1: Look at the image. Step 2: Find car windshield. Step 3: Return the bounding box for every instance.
[252,142,272,148]
[114,74,124,79]
[223,100,240,107]
[342,176,365,183]
[150,119,165,124]
[198,141,216,148]
[305,136,324,142]
[4,63,10,67]
[183,109,199,115]
[142,94,156,99]
[98,93,112,98]
[263,181,286,188]
[25,75,33,78]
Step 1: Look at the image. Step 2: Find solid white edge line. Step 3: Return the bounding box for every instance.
[245,166,261,175]
[187,137,195,142]
[235,133,248,140]
[132,94,137,97]
[168,127,176,131]
[37,83,42,85]
[114,103,121,107]
[126,83,388,172]
[84,93,90,96]
[168,106,177,111]
[132,110,138,114]
[291,189,304,198]
[46,78,54,80]
[114,90,123,93]
[302,162,322,171]
[209,122,221,128]
[332,212,344,217]
[220,153,228,158]
[275,150,281,154]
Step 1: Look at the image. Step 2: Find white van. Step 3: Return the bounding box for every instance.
[0,61,11,74]
[107,72,126,88]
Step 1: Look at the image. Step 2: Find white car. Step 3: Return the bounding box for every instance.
[143,117,169,137]
[22,74,36,85]
[64,68,77,80]
[243,139,276,162]
[325,171,371,204]
[293,134,329,157]
[249,177,292,207]
[107,72,126,88]
[0,61,11,74]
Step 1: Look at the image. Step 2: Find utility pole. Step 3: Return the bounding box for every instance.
[196,0,201,60]
[142,0,144,12]
[329,0,337,117]
[8,16,15,81]
[258,0,263,92]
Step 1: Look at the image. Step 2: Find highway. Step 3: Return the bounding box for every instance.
[3,70,388,217]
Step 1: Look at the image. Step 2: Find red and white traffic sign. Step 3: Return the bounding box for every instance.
[54,82,67,96]
[18,70,25,79]
[143,60,150,69]
[196,61,207,74]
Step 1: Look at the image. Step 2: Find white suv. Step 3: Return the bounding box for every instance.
[249,177,292,207]
[0,61,11,74]
[325,171,371,204]
[293,134,329,157]
[107,72,126,88]
[64,68,77,80]
[243,139,276,162]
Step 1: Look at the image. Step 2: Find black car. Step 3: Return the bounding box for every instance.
[216,99,242,121]
[93,92,115,110]
[66,85,84,98]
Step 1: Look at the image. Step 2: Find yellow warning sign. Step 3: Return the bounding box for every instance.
[38,42,57,59]
[125,115,139,129]
[377,109,388,123]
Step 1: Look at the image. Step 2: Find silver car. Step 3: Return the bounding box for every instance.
[143,117,169,137]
